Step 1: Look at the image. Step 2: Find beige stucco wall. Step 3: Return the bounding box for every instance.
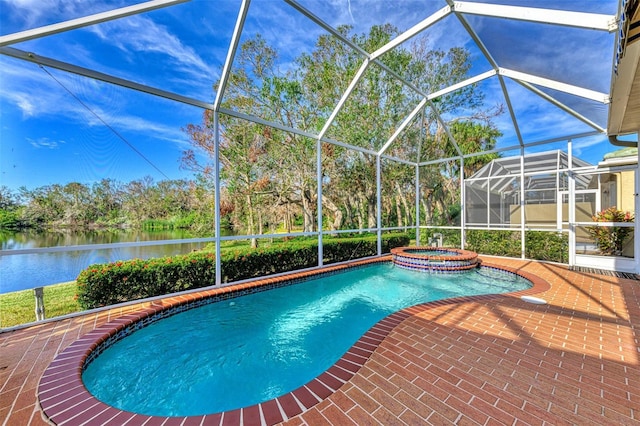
[509,202,594,225]
[617,170,635,213]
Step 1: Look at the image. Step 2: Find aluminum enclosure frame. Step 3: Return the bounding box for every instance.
[1,0,636,282]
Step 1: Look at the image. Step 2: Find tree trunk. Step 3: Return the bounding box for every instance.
[354,196,364,231]
[322,195,343,232]
[344,196,354,229]
[301,188,315,232]
[246,193,258,248]
[367,191,376,229]
[421,198,431,226]
[285,202,292,233]
[395,181,412,228]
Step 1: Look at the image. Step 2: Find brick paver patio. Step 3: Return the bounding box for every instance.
[1,257,639,425]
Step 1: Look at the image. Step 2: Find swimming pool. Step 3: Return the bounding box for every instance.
[80,261,531,417]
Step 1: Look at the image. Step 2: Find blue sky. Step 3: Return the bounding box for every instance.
[0,0,622,192]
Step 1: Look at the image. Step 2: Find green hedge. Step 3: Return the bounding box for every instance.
[465,229,568,263]
[465,230,522,257]
[76,233,410,309]
[76,252,217,309]
[419,228,461,247]
[525,231,568,263]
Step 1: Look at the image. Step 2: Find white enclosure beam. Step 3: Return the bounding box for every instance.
[447,0,500,70]
[316,138,324,267]
[378,98,427,156]
[497,76,524,146]
[422,130,601,167]
[220,108,318,140]
[288,0,442,108]
[223,98,420,163]
[457,131,601,162]
[381,154,417,167]
[376,156,382,255]
[0,0,190,47]
[420,155,462,167]
[213,112,222,286]
[519,146,525,259]
[214,0,250,111]
[416,109,425,164]
[285,0,370,58]
[0,237,218,256]
[500,68,610,104]
[460,156,466,249]
[568,140,576,266]
[428,100,463,156]
[221,107,401,160]
[635,137,640,274]
[453,1,617,32]
[447,0,526,149]
[427,70,496,100]
[370,5,452,60]
[1,47,214,110]
[513,79,607,132]
[318,59,371,140]
[415,165,421,245]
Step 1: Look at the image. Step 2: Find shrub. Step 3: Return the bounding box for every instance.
[419,228,461,247]
[76,233,410,309]
[465,229,569,263]
[221,243,318,282]
[76,253,217,309]
[465,230,521,257]
[525,231,568,263]
[587,207,634,255]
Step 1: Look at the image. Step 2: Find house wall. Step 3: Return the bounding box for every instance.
[509,202,594,226]
[618,169,636,257]
[617,169,635,213]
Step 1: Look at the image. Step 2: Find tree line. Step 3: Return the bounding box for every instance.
[2,25,501,237]
[182,25,500,243]
[0,177,214,232]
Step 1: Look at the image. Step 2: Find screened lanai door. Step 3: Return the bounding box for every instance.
[570,166,638,273]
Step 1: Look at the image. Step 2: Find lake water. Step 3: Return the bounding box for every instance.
[0,229,212,294]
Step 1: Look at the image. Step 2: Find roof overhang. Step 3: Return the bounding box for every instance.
[608,0,640,137]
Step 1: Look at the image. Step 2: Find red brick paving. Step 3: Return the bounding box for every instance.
[1,257,639,425]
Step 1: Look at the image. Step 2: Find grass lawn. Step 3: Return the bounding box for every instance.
[0,281,81,329]
[0,241,254,329]
[0,242,251,329]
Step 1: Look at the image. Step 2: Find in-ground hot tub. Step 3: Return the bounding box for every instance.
[391,247,480,273]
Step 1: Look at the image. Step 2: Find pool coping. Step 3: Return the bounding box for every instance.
[36,256,550,426]
[391,246,480,273]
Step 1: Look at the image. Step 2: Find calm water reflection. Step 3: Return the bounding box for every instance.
[0,230,213,294]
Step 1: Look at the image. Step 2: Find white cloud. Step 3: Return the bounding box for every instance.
[2,0,217,99]
[0,56,193,149]
[89,15,214,81]
[15,94,36,117]
[573,135,609,155]
[82,104,188,146]
[0,0,120,29]
[28,137,65,149]
[0,59,46,117]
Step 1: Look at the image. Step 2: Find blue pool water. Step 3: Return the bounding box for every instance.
[82,263,530,416]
